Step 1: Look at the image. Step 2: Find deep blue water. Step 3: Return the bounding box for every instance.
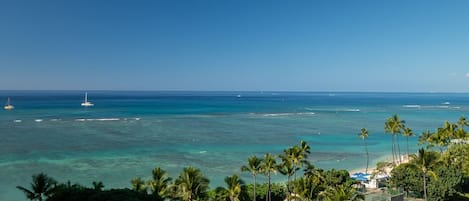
[1,91,468,200]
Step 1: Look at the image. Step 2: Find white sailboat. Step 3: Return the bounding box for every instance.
[81,92,94,107]
[4,97,14,110]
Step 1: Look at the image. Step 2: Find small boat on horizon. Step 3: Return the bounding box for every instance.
[441,101,450,105]
[81,92,94,107]
[4,97,14,110]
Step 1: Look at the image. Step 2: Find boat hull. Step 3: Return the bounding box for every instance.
[4,105,14,110]
[81,102,94,107]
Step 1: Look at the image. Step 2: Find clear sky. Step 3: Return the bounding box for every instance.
[1,0,469,92]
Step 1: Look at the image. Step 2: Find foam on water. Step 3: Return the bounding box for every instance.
[403,105,462,110]
[305,108,361,113]
[86,118,120,121]
[403,105,421,108]
[260,112,315,117]
[7,117,143,123]
[344,108,360,112]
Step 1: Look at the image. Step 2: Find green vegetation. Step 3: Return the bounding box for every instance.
[390,163,423,197]
[17,116,469,201]
[174,166,210,201]
[147,167,172,200]
[409,148,443,201]
[389,116,469,201]
[18,141,361,201]
[91,181,104,191]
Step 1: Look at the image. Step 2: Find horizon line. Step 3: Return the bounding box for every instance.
[0,89,468,94]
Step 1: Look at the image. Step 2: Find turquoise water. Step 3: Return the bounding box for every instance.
[1,91,468,200]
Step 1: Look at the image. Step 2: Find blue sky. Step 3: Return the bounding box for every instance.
[1,0,468,92]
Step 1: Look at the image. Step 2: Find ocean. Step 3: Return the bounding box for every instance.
[0,91,468,200]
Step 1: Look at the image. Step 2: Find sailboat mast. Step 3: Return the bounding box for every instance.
[85,92,88,102]
[7,97,10,105]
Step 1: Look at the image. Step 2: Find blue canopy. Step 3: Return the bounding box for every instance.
[351,172,371,181]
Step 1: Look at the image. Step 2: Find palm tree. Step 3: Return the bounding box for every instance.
[456,116,469,140]
[241,155,263,201]
[457,116,469,128]
[454,128,468,141]
[16,173,57,201]
[174,166,210,201]
[303,163,322,178]
[409,148,442,201]
[402,127,414,157]
[358,128,370,174]
[92,181,104,191]
[443,121,457,139]
[131,177,147,193]
[166,184,181,201]
[418,129,434,148]
[147,167,172,200]
[385,115,405,165]
[454,117,468,140]
[293,164,324,201]
[298,140,311,176]
[278,154,297,200]
[299,140,311,159]
[224,174,244,201]
[435,127,450,154]
[291,175,322,201]
[284,141,310,180]
[212,187,229,201]
[260,153,277,201]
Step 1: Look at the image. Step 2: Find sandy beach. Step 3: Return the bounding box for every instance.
[350,154,411,176]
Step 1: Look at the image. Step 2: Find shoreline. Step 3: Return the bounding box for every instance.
[349,154,411,176]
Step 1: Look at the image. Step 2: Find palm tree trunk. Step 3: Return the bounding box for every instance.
[253,175,256,201]
[391,135,396,165]
[293,164,297,181]
[406,137,409,157]
[365,140,369,174]
[267,173,271,201]
[397,135,402,163]
[287,176,291,201]
[423,173,427,201]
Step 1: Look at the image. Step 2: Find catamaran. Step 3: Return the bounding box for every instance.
[81,92,94,107]
[4,97,14,110]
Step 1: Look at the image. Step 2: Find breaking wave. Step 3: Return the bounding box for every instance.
[403,105,421,108]
[260,112,315,117]
[403,105,460,109]
[305,108,360,112]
